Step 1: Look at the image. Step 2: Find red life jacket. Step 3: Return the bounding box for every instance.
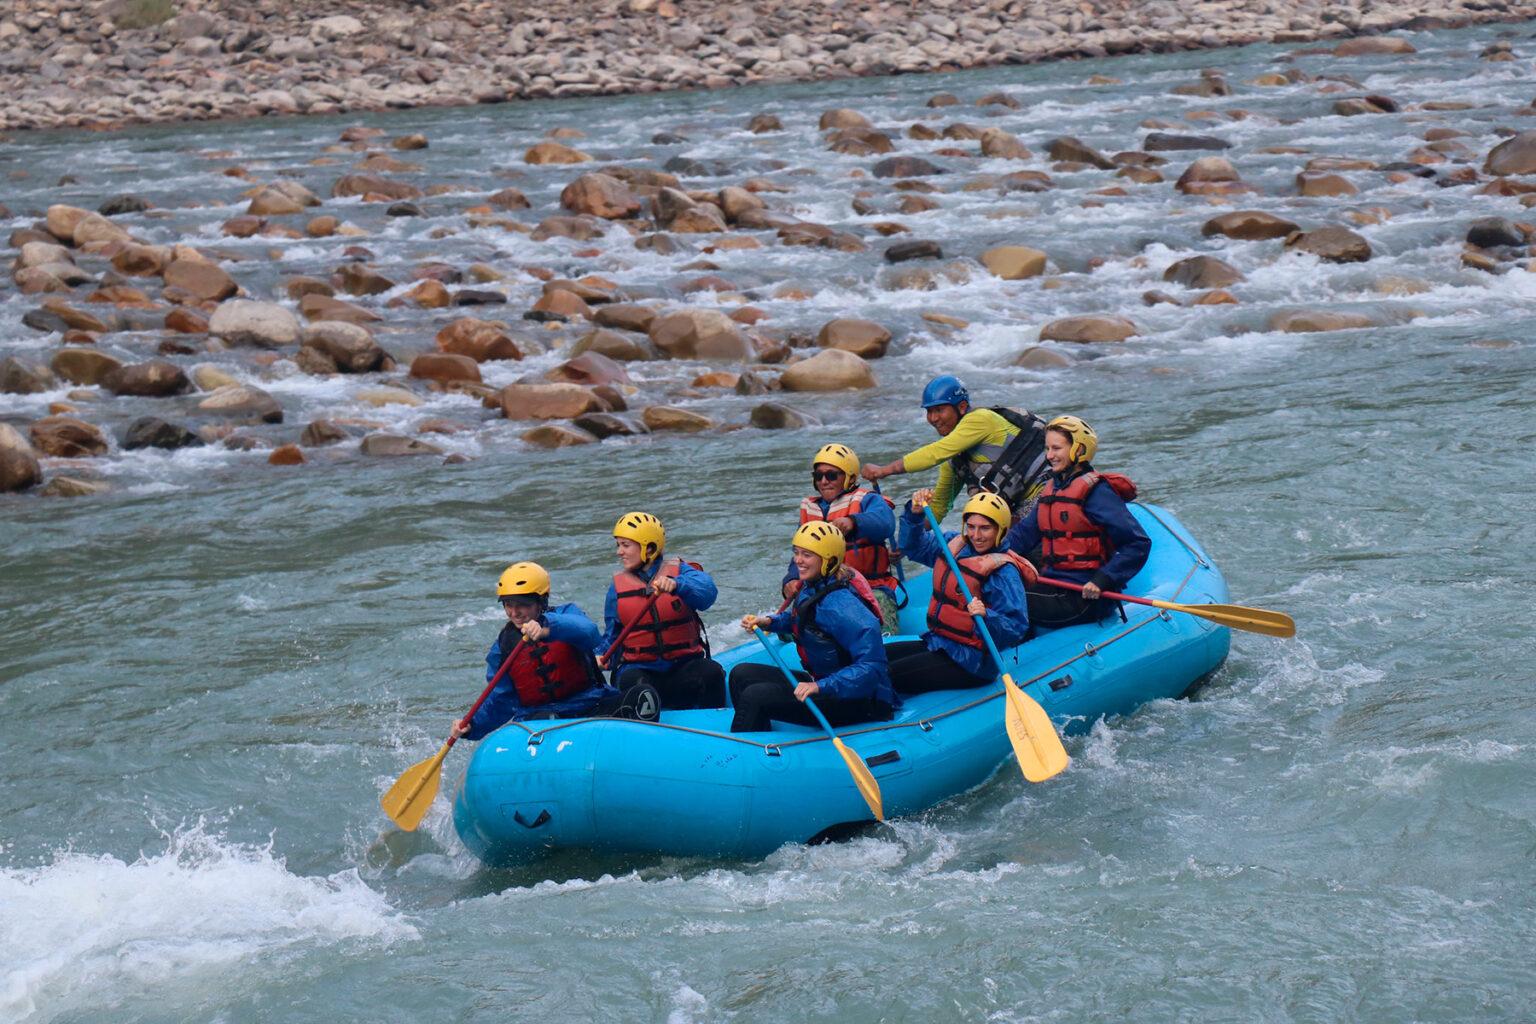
[791,569,885,674]
[508,639,598,706]
[798,488,898,590]
[1036,470,1138,573]
[613,559,706,663]
[927,550,1035,649]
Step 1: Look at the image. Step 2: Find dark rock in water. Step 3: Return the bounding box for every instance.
[123,416,202,450]
[872,156,943,178]
[663,155,732,177]
[360,433,444,457]
[652,131,689,145]
[1466,217,1524,248]
[300,419,351,446]
[884,240,943,263]
[453,290,508,306]
[750,402,818,430]
[746,114,782,133]
[1045,136,1117,169]
[572,412,650,438]
[1163,255,1245,289]
[103,360,192,397]
[1285,226,1372,263]
[635,233,686,255]
[22,309,70,334]
[98,194,151,216]
[1144,132,1231,152]
[386,201,424,217]
[735,370,780,396]
[0,355,56,394]
[1379,162,1437,178]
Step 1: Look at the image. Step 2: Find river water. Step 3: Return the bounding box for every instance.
[4,23,1536,1024]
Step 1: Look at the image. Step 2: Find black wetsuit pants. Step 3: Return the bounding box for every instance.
[884,640,995,694]
[614,655,725,710]
[726,663,891,733]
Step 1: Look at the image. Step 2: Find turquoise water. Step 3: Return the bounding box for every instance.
[3,24,1535,1023]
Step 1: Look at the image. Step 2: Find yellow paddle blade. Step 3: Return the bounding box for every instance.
[831,736,884,821]
[1003,676,1070,783]
[380,742,451,832]
[1148,598,1296,638]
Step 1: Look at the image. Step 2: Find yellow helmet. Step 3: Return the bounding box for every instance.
[962,492,1012,532]
[811,443,859,484]
[497,561,551,602]
[1047,415,1098,464]
[791,521,846,577]
[613,511,665,563]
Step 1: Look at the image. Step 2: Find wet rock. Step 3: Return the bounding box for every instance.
[980,246,1048,279]
[50,349,123,387]
[498,383,605,420]
[642,406,714,432]
[692,371,740,388]
[524,142,591,165]
[355,387,423,408]
[779,349,876,391]
[884,240,942,263]
[1297,172,1358,197]
[1484,132,1536,176]
[747,113,783,133]
[268,444,305,466]
[436,318,524,362]
[111,243,170,277]
[652,189,727,233]
[17,241,74,270]
[521,424,599,448]
[488,188,532,211]
[45,204,90,243]
[531,215,607,242]
[571,327,658,361]
[1045,137,1116,169]
[248,187,307,216]
[560,173,642,219]
[23,309,72,335]
[649,309,753,360]
[1175,157,1245,195]
[455,290,509,306]
[1014,346,1074,369]
[409,352,483,385]
[819,109,872,130]
[530,289,593,321]
[103,360,191,397]
[979,128,1031,160]
[750,402,817,430]
[72,213,132,247]
[1,356,57,394]
[302,322,389,373]
[1039,315,1138,343]
[39,476,109,497]
[593,304,657,333]
[0,423,43,492]
[1163,255,1245,289]
[123,416,201,450]
[1333,36,1416,56]
[1333,97,1391,116]
[29,416,108,458]
[1267,310,1375,332]
[360,433,444,456]
[1171,70,1230,98]
[298,294,380,325]
[197,384,284,424]
[190,365,239,392]
[1466,217,1524,248]
[572,412,649,439]
[334,263,396,296]
[399,280,451,309]
[873,156,943,178]
[1144,133,1231,152]
[1286,226,1372,263]
[331,174,423,200]
[735,370,780,396]
[387,202,424,218]
[98,194,151,216]
[1202,210,1299,240]
[547,351,631,387]
[817,318,892,359]
[301,419,351,447]
[210,300,301,348]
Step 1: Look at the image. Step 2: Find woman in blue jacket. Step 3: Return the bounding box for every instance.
[891,491,1032,693]
[733,522,897,733]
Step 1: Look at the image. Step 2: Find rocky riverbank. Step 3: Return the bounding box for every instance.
[1,0,1534,131]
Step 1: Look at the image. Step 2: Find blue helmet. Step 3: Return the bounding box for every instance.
[920,374,970,410]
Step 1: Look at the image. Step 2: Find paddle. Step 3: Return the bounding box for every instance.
[751,627,884,821]
[922,504,1070,784]
[380,638,524,832]
[1032,576,1295,638]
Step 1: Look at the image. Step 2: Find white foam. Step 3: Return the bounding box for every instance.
[0,823,417,1023]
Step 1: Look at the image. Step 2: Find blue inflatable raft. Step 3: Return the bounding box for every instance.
[452,503,1230,865]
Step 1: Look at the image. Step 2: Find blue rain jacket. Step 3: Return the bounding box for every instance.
[780,488,897,591]
[599,559,718,674]
[464,603,610,739]
[765,576,897,707]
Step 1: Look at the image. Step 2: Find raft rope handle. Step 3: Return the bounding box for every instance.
[1132,501,1210,569]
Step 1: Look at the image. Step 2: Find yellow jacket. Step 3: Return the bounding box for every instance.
[901,408,1020,519]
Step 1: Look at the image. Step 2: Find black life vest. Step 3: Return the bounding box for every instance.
[790,571,884,676]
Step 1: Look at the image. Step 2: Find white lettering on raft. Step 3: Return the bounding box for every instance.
[557,741,573,752]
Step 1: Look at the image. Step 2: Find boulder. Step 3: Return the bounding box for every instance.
[1,356,57,394]
[524,142,591,165]
[435,318,523,362]
[571,327,657,361]
[779,349,876,391]
[648,309,753,360]
[819,109,872,130]
[39,476,109,497]
[1163,255,1245,289]
[29,416,108,458]
[1466,217,1525,248]
[560,173,641,219]
[360,433,444,456]
[979,128,1031,160]
[400,280,451,309]
[872,156,943,178]
[521,425,599,448]
[1267,310,1375,333]
[652,189,727,233]
[50,349,123,387]
[641,406,714,432]
[1333,36,1416,56]
[594,304,658,333]
[17,241,74,269]
[529,289,593,321]
[45,204,90,242]
[0,423,42,492]
[103,360,191,397]
[718,186,765,223]
[747,113,783,133]
[572,412,649,439]
[409,352,483,385]
[210,300,301,348]
[301,419,352,446]
[268,444,305,466]
[1039,315,1138,343]
[546,351,631,386]
[123,416,201,450]
[530,215,607,242]
[331,174,423,200]
[71,213,131,247]
[1297,172,1357,197]
[190,364,239,391]
[884,240,942,263]
[1485,132,1536,176]
[298,294,381,325]
[1176,157,1244,195]
[111,243,169,277]
[247,187,306,216]
[980,246,1048,279]
[1045,137,1116,168]
[1013,346,1074,369]
[749,402,817,430]
[302,321,389,373]
[164,260,238,302]
[1202,210,1299,240]
[1285,226,1372,263]
[498,383,605,420]
[1144,132,1230,152]
[817,318,892,359]
[196,384,284,423]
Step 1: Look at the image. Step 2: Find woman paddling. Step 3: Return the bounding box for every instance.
[733,522,897,733]
[1004,416,1150,628]
[891,492,1033,693]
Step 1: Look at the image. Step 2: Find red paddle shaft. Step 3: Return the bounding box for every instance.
[1033,575,1144,607]
[602,586,667,662]
[448,638,524,751]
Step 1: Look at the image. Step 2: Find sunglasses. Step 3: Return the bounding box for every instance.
[811,469,845,482]
[500,596,539,608]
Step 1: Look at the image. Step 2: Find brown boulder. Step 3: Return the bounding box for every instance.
[111,243,169,277]
[334,263,396,296]
[546,351,631,386]
[1484,132,1536,176]
[1267,310,1375,333]
[648,309,753,360]
[1202,210,1299,240]
[498,383,605,420]
[779,349,877,391]
[196,384,284,424]
[269,444,305,466]
[653,189,727,233]
[571,328,657,361]
[1285,226,1372,263]
[1175,157,1244,195]
[102,360,191,397]
[331,174,423,201]
[819,108,872,130]
[560,173,641,219]
[210,300,302,348]
[164,260,238,302]
[1163,256,1245,289]
[641,406,715,432]
[817,318,892,359]
[0,423,42,492]
[1013,346,1074,369]
[530,289,593,321]
[980,246,1048,280]
[1,356,56,393]
[524,142,591,165]
[302,322,389,373]
[594,304,658,333]
[1045,137,1116,169]
[1333,36,1416,56]
[1297,172,1357,197]
[409,353,483,385]
[530,215,606,242]
[1039,315,1138,343]
[45,204,90,243]
[436,318,524,362]
[50,348,123,386]
[29,416,109,457]
[979,128,1031,160]
[360,433,445,457]
[298,294,381,325]
[521,424,599,448]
